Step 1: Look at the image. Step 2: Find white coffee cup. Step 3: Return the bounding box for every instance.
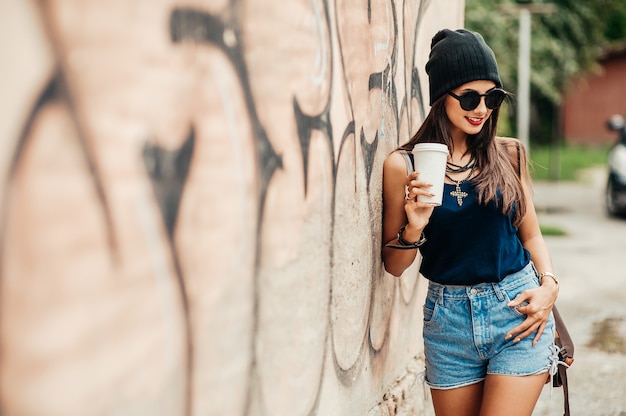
[411,143,449,205]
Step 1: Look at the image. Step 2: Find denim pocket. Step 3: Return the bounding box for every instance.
[502,280,537,317]
[423,291,439,325]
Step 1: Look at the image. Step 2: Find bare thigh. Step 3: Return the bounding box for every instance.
[430,382,484,416]
[430,373,547,416]
[479,373,547,416]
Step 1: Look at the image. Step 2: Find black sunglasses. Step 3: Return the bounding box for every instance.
[448,89,507,111]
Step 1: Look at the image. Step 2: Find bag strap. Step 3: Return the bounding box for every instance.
[399,150,414,174]
[553,306,575,362]
[516,140,521,177]
[560,366,571,416]
[505,139,522,177]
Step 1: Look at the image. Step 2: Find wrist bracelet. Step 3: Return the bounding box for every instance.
[385,225,426,250]
[539,271,559,286]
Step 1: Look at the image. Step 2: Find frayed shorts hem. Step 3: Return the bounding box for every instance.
[426,369,550,390]
[488,368,550,377]
[427,377,485,390]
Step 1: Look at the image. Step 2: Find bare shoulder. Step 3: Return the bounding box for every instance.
[383,150,410,176]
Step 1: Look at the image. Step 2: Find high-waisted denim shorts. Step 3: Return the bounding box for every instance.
[423,262,555,390]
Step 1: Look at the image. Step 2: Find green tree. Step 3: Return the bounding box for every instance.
[594,0,626,40]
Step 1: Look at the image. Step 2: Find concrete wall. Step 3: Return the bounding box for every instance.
[0,1,463,415]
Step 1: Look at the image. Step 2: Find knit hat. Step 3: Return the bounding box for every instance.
[426,29,502,105]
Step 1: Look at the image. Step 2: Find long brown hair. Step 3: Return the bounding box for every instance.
[399,94,529,226]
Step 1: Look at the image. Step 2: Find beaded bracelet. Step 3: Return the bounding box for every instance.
[385,225,427,250]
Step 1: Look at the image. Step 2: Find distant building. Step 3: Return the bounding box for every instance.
[562,41,626,146]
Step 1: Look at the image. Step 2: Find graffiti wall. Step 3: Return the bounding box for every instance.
[0,0,463,415]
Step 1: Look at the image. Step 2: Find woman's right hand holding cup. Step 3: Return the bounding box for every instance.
[403,171,435,236]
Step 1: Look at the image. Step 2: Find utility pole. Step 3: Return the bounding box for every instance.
[518,8,531,151]
[500,3,557,152]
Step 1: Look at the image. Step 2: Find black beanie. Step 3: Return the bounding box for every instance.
[426,29,502,105]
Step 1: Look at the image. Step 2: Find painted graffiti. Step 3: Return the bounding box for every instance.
[0,0,462,415]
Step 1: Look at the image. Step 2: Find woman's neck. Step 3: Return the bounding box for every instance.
[450,134,469,160]
[449,151,472,166]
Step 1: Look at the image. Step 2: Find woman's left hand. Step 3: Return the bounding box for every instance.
[505,281,558,346]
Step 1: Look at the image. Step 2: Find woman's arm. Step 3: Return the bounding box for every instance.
[382,151,434,276]
[506,173,559,345]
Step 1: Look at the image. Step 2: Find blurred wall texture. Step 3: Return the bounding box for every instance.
[0,1,463,415]
[563,42,626,145]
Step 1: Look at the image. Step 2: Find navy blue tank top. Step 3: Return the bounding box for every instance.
[401,151,529,285]
[419,181,530,285]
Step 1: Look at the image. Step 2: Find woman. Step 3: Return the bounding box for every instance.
[382,29,560,416]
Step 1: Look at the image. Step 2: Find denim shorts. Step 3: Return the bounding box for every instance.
[423,262,555,390]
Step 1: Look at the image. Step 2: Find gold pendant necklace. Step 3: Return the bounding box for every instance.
[445,166,475,206]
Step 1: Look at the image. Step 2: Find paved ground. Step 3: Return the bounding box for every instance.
[423,167,626,415]
[532,168,626,416]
